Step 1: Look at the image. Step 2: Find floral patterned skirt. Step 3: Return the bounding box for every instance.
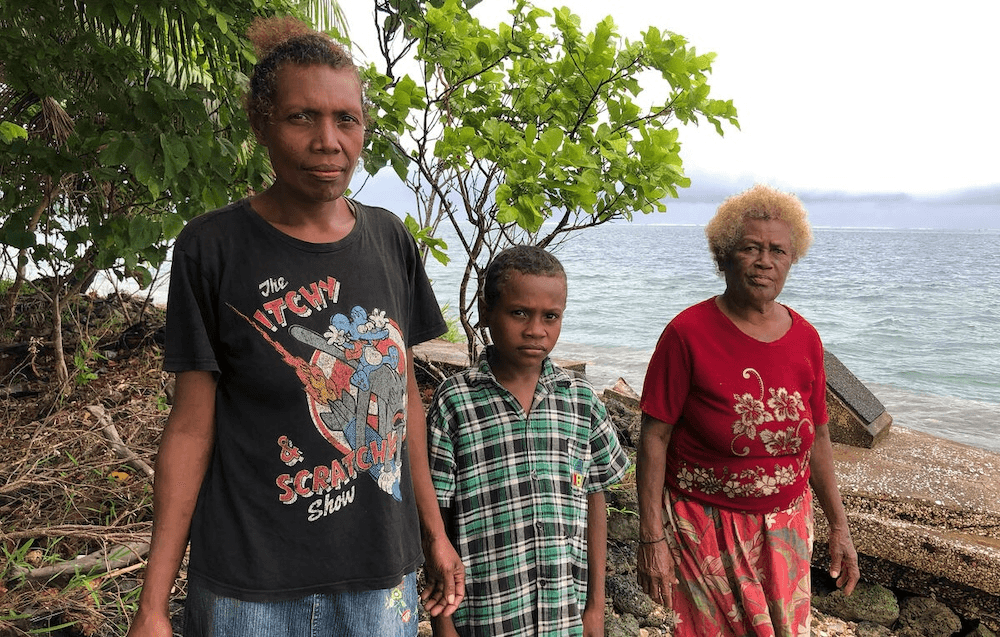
[663,488,814,637]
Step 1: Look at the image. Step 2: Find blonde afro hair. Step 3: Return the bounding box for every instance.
[704,184,813,272]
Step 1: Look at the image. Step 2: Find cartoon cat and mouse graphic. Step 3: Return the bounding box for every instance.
[232,289,410,522]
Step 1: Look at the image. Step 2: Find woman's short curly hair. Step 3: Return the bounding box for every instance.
[481,245,566,310]
[245,16,368,130]
[704,184,813,272]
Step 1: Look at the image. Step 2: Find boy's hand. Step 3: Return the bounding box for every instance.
[420,535,465,617]
[125,607,174,637]
[430,613,462,637]
[582,602,604,637]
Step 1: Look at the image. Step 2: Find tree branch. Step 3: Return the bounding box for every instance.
[86,404,156,479]
[9,541,150,581]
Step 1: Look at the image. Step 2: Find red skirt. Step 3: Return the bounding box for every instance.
[664,488,814,637]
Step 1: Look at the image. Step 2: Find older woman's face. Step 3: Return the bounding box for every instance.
[724,218,794,306]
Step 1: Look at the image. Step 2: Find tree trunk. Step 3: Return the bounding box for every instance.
[51,286,70,396]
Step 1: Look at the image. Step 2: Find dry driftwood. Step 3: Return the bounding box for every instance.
[11,541,150,581]
[86,404,155,479]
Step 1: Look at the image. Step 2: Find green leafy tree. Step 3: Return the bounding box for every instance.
[361,0,738,357]
[0,0,346,391]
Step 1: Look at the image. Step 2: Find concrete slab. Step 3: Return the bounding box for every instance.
[825,349,893,448]
[814,426,1000,628]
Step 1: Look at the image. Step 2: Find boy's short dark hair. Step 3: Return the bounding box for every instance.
[482,245,565,310]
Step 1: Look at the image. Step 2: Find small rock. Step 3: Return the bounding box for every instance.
[967,622,997,637]
[895,596,962,637]
[642,604,673,629]
[604,398,641,448]
[26,549,44,567]
[812,582,899,627]
[606,573,657,619]
[855,621,896,637]
[606,509,640,545]
[605,610,641,637]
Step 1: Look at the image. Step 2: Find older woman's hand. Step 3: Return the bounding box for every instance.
[637,538,677,607]
[827,525,860,595]
[810,423,862,596]
[636,413,677,606]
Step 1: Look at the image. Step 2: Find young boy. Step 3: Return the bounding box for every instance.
[426,245,630,636]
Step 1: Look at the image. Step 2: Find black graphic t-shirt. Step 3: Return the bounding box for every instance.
[164,198,446,600]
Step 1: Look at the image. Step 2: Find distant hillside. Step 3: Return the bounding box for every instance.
[671,171,1000,206]
[919,185,1000,205]
[640,173,1000,229]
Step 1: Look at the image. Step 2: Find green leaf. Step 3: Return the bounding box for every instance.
[160,133,191,183]
[161,212,186,240]
[536,127,564,156]
[128,215,162,249]
[0,121,27,143]
[215,11,230,35]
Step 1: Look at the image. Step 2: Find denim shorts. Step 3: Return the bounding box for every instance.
[183,571,419,637]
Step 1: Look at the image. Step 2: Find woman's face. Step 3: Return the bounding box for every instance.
[254,64,365,205]
[724,217,794,306]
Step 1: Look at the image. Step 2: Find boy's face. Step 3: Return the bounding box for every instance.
[483,272,567,374]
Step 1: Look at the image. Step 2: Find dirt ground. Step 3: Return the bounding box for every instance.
[1,291,170,637]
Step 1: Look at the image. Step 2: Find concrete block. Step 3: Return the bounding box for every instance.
[602,377,640,410]
[824,349,892,448]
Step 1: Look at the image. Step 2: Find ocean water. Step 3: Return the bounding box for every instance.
[424,220,1000,454]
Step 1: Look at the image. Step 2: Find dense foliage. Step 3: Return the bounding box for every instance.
[0,0,297,320]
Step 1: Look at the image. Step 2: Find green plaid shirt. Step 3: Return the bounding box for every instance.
[427,350,630,636]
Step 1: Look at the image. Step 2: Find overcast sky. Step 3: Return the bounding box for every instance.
[340,1,1000,197]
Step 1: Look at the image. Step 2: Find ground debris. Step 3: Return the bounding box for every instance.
[1,291,168,637]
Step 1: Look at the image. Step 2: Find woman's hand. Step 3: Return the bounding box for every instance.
[636,538,677,607]
[827,525,860,595]
[635,413,677,607]
[419,533,465,617]
[810,423,861,596]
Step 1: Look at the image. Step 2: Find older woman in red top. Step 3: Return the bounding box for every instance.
[636,184,859,636]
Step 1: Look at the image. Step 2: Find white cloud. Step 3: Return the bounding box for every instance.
[341,0,1000,195]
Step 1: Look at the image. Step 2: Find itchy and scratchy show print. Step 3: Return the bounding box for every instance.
[232,282,408,521]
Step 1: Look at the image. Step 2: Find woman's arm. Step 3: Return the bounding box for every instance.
[635,413,677,607]
[809,423,860,595]
[405,351,465,617]
[127,371,217,637]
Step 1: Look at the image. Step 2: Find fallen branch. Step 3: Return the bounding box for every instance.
[0,524,150,543]
[10,541,150,581]
[86,404,155,479]
[413,356,449,385]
